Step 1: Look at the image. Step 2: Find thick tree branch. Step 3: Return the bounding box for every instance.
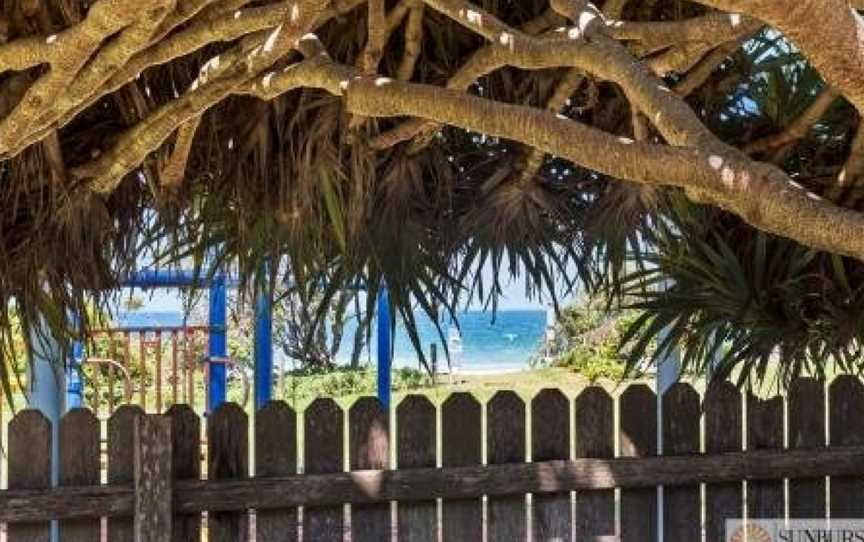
[396,4,425,81]
[672,32,752,96]
[73,0,331,193]
[369,8,562,150]
[0,0,172,154]
[159,115,202,190]
[333,69,864,260]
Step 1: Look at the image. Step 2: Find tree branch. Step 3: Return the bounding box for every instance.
[744,87,841,155]
[72,0,332,193]
[396,4,425,81]
[0,0,172,156]
[336,68,864,259]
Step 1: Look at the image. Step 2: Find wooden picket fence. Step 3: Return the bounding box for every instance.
[2,376,864,541]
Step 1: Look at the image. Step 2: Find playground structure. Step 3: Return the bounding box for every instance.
[53,269,393,417]
[79,325,252,416]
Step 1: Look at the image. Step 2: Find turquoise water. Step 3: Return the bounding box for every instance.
[336,310,548,371]
[119,309,549,372]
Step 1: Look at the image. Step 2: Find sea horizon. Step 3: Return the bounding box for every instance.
[334,309,549,372]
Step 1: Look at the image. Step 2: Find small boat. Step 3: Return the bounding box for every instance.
[503,333,517,341]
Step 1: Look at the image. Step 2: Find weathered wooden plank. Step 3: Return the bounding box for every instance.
[619,384,657,542]
[166,404,201,542]
[171,331,179,405]
[746,393,783,520]
[574,387,615,541]
[155,331,163,412]
[60,408,101,541]
[134,415,173,542]
[396,395,437,542]
[487,390,527,542]
[109,405,145,542]
[6,445,864,523]
[829,376,864,518]
[789,377,826,519]
[704,381,742,542]
[207,403,249,542]
[531,388,571,542]
[662,383,700,541]
[442,392,482,541]
[8,409,51,542]
[303,398,344,542]
[109,334,118,414]
[349,397,391,542]
[139,334,147,410]
[255,401,297,542]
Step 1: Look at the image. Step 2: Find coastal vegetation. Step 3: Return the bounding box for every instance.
[542,297,639,382]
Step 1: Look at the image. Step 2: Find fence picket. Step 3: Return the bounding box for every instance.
[574,387,615,541]
[8,410,51,542]
[662,383,700,540]
[156,331,163,412]
[134,415,173,541]
[746,393,784,521]
[829,376,864,517]
[59,409,101,541]
[619,384,657,542]
[442,392,482,541]
[139,334,147,410]
[531,388,571,541]
[704,381,742,542]
[109,405,144,541]
[255,400,298,541]
[487,391,527,542]
[207,403,249,542]
[167,404,201,542]
[396,395,437,542]
[349,397,391,542]
[303,398,344,542]
[789,378,826,519]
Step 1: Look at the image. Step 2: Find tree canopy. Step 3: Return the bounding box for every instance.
[1,0,864,386]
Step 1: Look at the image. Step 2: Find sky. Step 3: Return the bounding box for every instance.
[129,262,576,314]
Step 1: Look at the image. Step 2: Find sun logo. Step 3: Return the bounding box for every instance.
[729,524,774,542]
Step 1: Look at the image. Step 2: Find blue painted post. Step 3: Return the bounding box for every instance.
[254,288,273,410]
[208,276,228,412]
[376,287,392,408]
[66,312,84,410]
[66,338,84,410]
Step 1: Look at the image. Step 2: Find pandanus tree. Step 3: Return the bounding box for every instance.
[0,0,863,387]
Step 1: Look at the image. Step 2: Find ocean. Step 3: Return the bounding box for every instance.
[335,310,549,372]
[118,309,550,373]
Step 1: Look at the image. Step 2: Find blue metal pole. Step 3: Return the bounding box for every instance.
[208,276,228,412]
[66,339,84,410]
[376,287,392,408]
[121,269,241,289]
[66,312,84,410]
[254,288,273,410]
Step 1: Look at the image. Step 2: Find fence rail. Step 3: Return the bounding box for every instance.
[2,376,864,541]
